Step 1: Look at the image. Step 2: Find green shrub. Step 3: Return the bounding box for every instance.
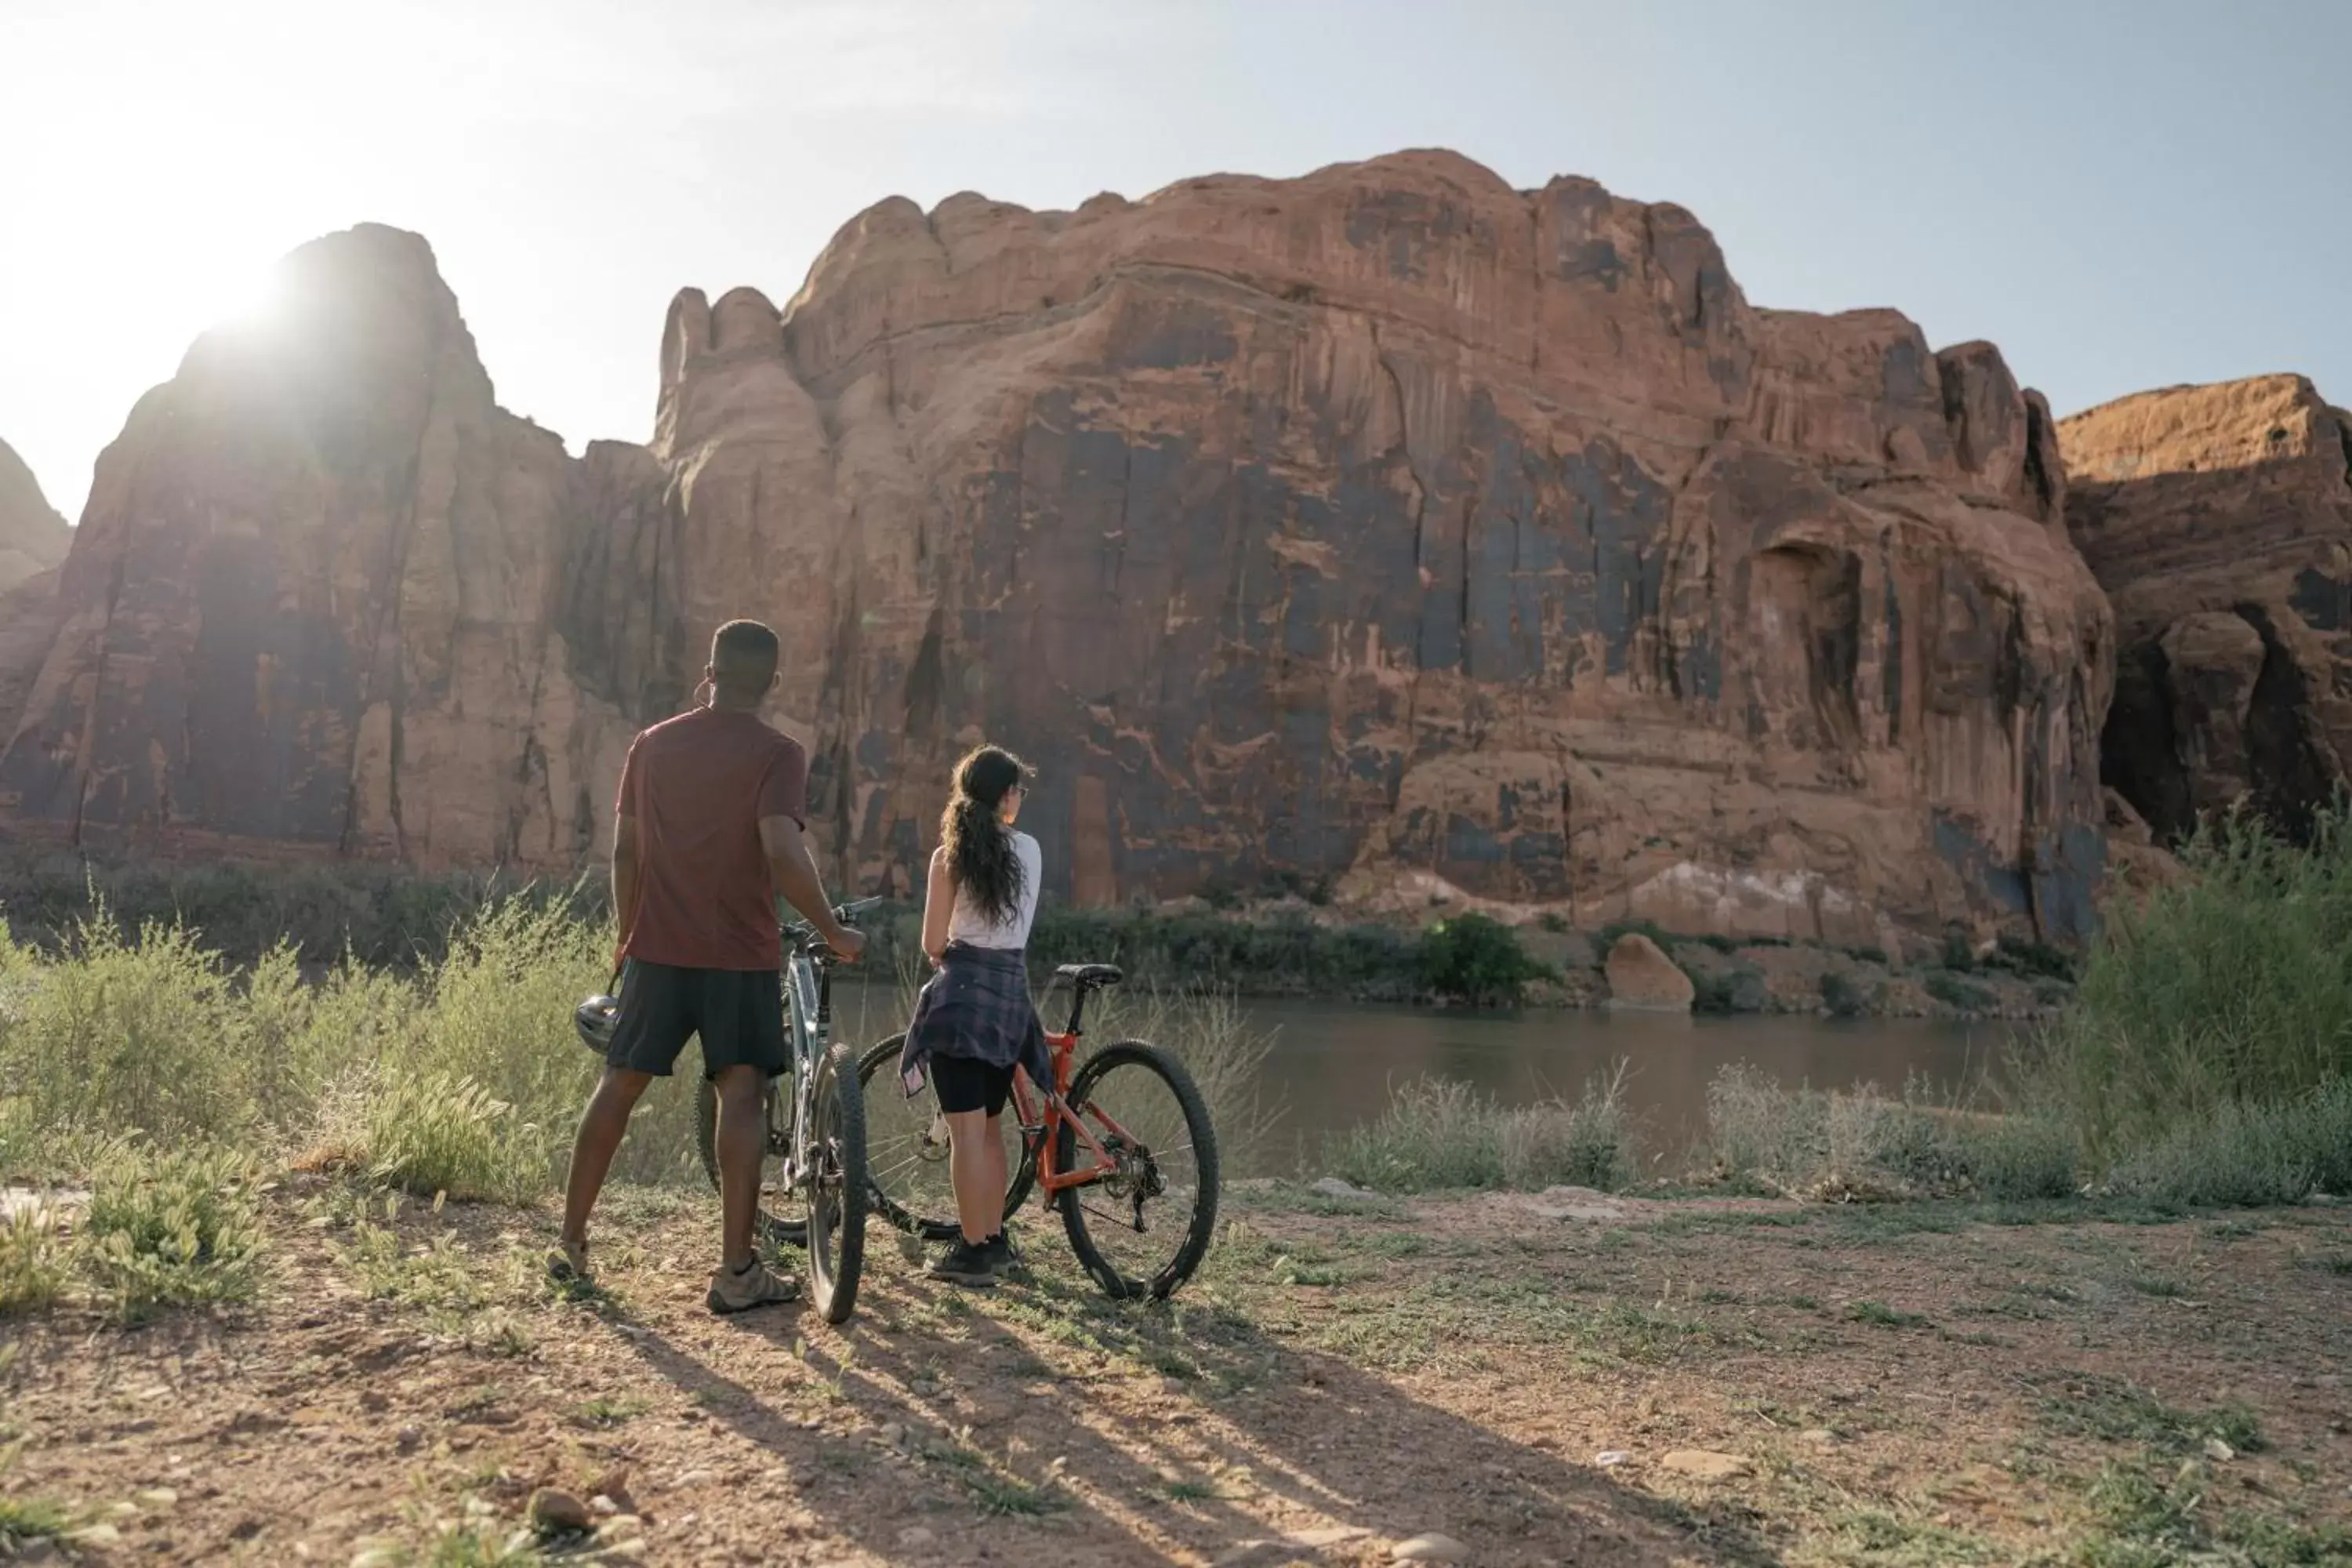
[1417,913,1547,1004]
[0,913,260,1148]
[2032,804,2352,1169]
[81,1144,267,1323]
[2105,1077,2352,1208]
[1690,961,1767,1014]
[1992,935,2074,982]
[1820,969,1884,1018]
[1923,970,1996,1014]
[0,1201,67,1316]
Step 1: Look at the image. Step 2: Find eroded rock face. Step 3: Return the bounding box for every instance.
[2060,376,2352,842]
[0,226,633,867]
[0,437,68,594]
[1,154,2116,947]
[614,151,2111,942]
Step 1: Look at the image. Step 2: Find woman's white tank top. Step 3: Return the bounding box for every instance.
[947,830,1042,949]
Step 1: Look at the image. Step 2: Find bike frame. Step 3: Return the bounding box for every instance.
[773,896,879,1190]
[1010,979,1138,1199]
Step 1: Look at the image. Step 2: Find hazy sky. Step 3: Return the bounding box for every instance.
[5,0,2347,522]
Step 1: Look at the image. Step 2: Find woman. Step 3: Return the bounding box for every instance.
[897,745,1049,1287]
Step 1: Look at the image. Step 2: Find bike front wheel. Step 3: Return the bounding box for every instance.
[856,1034,1035,1241]
[1056,1040,1220,1300]
[804,1042,868,1325]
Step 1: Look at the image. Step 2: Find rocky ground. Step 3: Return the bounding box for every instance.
[5,1179,2350,1566]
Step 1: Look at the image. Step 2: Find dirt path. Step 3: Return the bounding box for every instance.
[5,1179,2350,1565]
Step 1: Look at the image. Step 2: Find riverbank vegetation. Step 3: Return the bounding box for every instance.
[0,850,2053,1014]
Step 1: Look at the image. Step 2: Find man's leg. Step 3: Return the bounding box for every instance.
[561,1067,653,1250]
[713,1063,768,1271]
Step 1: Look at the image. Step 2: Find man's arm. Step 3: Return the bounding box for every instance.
[610,746,642,971]
[760,814,864,960]
[920,846,953,967]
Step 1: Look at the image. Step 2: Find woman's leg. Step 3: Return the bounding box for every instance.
[944,1109,1002,1246]
[980,1112,1007,1234]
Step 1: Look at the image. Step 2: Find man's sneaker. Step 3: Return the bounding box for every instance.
[984,1231,1023,1279]
[927,1238,998,1288]
[546,1236,591,1284]
[707,1257,801,1315]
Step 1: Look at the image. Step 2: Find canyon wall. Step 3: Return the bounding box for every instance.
[2061,376,2352,844]
[0,152,2118,946]
[0,436,68,593]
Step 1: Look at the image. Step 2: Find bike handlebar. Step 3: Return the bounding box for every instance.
[782,895,885,949]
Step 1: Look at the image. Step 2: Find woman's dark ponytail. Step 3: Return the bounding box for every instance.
[941,746,1029,926]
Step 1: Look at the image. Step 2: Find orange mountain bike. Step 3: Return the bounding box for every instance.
[855,963,1219,1300]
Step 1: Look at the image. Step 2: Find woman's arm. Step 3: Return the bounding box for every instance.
[920,846,954,966]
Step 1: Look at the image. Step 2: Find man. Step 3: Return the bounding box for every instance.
[554,619,866,1313]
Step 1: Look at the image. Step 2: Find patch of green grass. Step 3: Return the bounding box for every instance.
[1846,1299,1930,1329]
[0,1495,70,1551]
[1822,1507,2000,1564]
[2308,1252,2352,1276]
[2037,1373,2265,1454]
[1923,970,1997,1014]
[79,1143,266,1323]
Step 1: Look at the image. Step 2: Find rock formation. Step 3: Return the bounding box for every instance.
[0,437,69,593]
[2060,376,2352,843]
[0,227,631,867]
[0,153,2118,947]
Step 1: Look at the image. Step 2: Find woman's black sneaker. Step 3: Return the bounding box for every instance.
[926,1239,998,1288]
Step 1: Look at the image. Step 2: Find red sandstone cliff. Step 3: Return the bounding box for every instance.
[0,153,2116,946]
[2060,376,2352,843]
[0,437,68,594]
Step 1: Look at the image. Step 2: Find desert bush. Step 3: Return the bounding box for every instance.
[1417,913,1548,1005]
[1820,968,1884,1018]
[1703,1065,2075,1201]
[80,1143,267,1323]
[2031,804,2352,1167]
[0,1201,67,1316]
[1923,969,1996,1014]
[1500,1065,1639,1191]
[1326,1073,1637,1193]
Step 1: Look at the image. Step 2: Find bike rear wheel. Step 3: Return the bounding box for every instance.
[856,1034,1036,1241]
[804,1042,868,1324]
[695,1073,807,1247]
[1056,1040,1219,1300]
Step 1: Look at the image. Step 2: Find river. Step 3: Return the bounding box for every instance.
[827,984,2017,1178]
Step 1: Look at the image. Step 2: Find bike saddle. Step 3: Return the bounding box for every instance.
[1053,963,1124,988]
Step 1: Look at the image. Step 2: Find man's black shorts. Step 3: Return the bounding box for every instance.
[929,1054,1014,1118]
[608,960,787,1079]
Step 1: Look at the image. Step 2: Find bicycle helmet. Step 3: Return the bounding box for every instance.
[575,992,621,1054]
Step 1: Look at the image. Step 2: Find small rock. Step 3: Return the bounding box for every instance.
[15,1541,57,1564]
[896,1526,937,1548]
[1593,1450,1632,1468]
[1310,1177,1377,1201]
[65,1525,123,1548]
[878,1422,907,1447]
[590,1495,619,1516]
[136,1486,180,1506]
[529,1488,593,1534]
[1661,1449,1751,1479]
[2204,1438,2235,1462]
[394,1426,422,1452]
[1392,1534,1471,1563]
[672,1468,713,1488]
[1801,1428,1835,1445]
[358,1390,390,1413]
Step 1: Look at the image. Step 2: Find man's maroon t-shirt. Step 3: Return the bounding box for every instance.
[615,707,808,972]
